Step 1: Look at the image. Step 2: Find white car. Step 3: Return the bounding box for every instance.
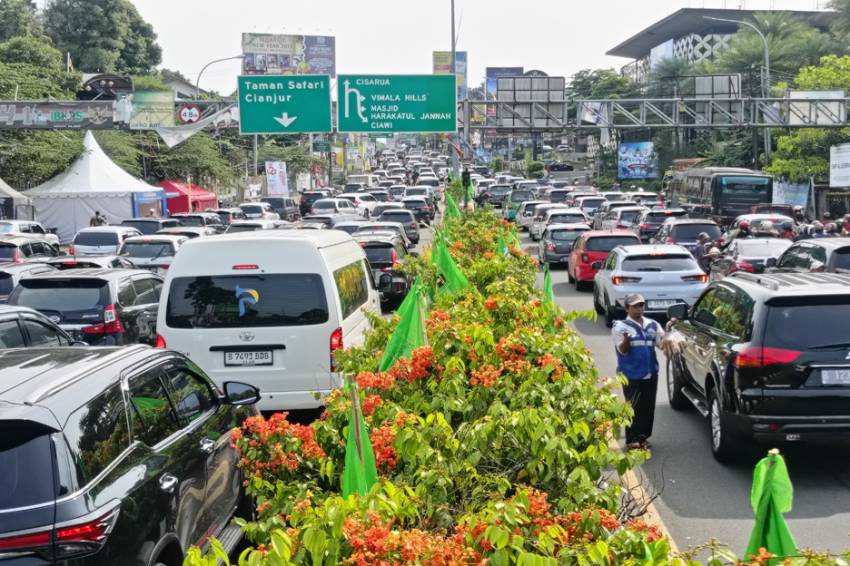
[598,206,648,231]
[118,234,188,274]
[516,200,548,231]
[225,220,280,233]
[0,220,60,249]
[574,196,608,217]
[338,192,378,218]
[592,244,708,327]
[531,207,589,241]
[71,226,142,256]
[239,202,280,220]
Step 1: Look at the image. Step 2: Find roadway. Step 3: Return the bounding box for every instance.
[523,232,850,557]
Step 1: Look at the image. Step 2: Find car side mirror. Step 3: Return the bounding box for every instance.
[591,261,603,270]
[667,303,688,320]
[378,273,393,292]
[765,257,778,268]
[222,381,261,406]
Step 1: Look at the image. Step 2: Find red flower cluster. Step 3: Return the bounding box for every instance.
[361,394,383,417]
[426,309,452,331]
[408,346,436,381]
[483,297,498,311]
[536,353,566,380]
[370,423,398,472]
[469,364,501,388]
[495,336,528,361]
[357,370,396,391]
[625,518,663,543]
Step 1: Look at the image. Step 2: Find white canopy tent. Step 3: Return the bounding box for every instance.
[29,131,165,242]
[0,177,33,220]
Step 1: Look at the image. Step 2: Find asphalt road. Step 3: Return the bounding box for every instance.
[523,232,850,557]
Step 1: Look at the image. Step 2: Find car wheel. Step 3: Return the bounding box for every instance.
[593,284,604,314]
[603,294,615,327]
[708,387,739,463]
[667,355,690,411]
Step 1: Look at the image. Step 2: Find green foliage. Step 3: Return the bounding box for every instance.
[145,133,237,185]
[526,160,545,179]
[257,140,322,176]
[44,0,161,73]
[131,74,169,92]
[492,157,506,173]
[94,130,142,177]
[647,57,694,97]
[567,69,641,100]
[0,131,82,188]
[0,61,78,98]
[0,0,40,42]
[0,36,63,71]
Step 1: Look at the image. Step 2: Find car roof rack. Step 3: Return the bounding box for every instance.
[727,272,780,290]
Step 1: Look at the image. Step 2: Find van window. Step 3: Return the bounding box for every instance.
[0,423,56,509]
[166,274,329,328]
[64,384,131,483]
[75,232,119,246]
[334,261,369,319]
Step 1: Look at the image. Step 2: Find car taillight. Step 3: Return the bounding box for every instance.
[330,327,343,372]
[390,248,399,267]
[546,244,556,251]
[83,304,124,335]
[735,347,801,368]
[0,507,119,560]
[665,237,675,244]
[581,254,590,264]
[410,222,417,229]
[639,224,652,230]
[69,245,75,256]
[681,274,709,283]
[11,247,22,264]
[611,275,642,285]
[731,261,753,273]
[160,264,170,270]
[155,333,166,348]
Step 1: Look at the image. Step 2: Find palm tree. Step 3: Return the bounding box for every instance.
[829,0,850,40]
[647,57,694,97]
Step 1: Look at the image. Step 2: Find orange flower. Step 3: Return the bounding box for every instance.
[483,297,498,311]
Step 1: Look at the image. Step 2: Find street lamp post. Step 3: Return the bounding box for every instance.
[195,54,245,99]
[704,16,771,162]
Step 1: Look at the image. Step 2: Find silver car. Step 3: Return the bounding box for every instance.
[592,244,708,327]
[118,234,187,274]
[531,207,589,241]
[72,226,142,256]
[538,223,591,266]
[516,200,548,231]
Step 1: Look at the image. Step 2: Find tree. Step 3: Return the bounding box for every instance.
[567,69,641,100]
[44,0,161,73]
[0,0,40,42]
[829,0,850,39]
[0,36,63,71]
[647,57,694,97]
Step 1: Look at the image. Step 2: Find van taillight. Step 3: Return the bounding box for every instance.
[11,248,22,264]
[735,347,801,368]
[390,248,399,267]
[0,507,119,560]
[155,334,166,349]
[69,244,75,256]
[330,327,343,371]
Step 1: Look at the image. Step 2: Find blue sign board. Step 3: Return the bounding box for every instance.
[618,142,659,180]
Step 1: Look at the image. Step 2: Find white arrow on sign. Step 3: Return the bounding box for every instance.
[273,112,298,128]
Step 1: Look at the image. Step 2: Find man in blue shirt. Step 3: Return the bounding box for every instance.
[613,294,666,450]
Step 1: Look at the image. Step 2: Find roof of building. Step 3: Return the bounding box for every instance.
[607,8,832,59]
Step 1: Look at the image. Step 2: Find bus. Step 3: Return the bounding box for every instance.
[668,167,773,226]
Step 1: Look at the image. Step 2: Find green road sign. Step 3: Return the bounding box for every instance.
[336,75,456,133]
[312,140,331,152]
[238,75,332,134]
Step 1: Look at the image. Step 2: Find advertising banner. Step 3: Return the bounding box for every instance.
[243,33,336,77]
[618,142,659,180]
[433,51,467,101]
[265,161,289,196]
[774,180,811,207]
[830,143,850,187]
[485,67,523,125]
[129,91,175,130]
[0,101,117,129]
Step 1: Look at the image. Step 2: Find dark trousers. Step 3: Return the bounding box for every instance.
[623,374,658,444]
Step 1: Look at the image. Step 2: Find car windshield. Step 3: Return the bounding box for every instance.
[12,279,109,313]
[265,198,285,208]
[406,189,427,196]
[334,225,361,235]
[586,236,639,252]
[313,201,336,210]
[75,232,119,246]
[490,186,511,195]
[302,193,325,204]
[176,216,204,227]
[363,245,394,264]
[549,191,570,203]
[511,191,535,202]
[241,205,264,215]
[226,225,262,233]
[621,254,697,271]
[619,210,643,224]
[550,214,586,224]
[121,242,175,258]
[0,273,13,296]
[0,423,56,510]
[645,211,686,225]
[833,249,850,271]
[670,224,722,241]
[121,220,160,235]
[0,223,14,234]
[0,245,19,261]
[764,300,850,350]
[579,198,606,208]
[381,212,413,223]
[166,274,328,328]
[550,230,585,242]
[736,239,792,258]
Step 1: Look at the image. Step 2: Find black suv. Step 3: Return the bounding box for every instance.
[0,262,57,303]
[0,305,76,347]
[354,233,412,310]
[264,197,300,222]
[120,218,182,235]
[0,345,260,565]
[8,269,162,346]
[667,272,850,462]
[769,237,850,274]
[299,191,331,217]
[651,218,722,254]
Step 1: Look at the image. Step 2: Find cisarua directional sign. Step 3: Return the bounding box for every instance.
[336,74,456,133]
[237,75,332,134]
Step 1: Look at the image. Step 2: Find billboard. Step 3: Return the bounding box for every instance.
[242,33,336,77]
[433,51,467,100]
[129,91,175,130]
[265,161,289,196]
[830,143,850,187]
[618,142,659,180]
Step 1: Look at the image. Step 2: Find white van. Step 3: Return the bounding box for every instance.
[347,174,380,188]
[156,230,381,411]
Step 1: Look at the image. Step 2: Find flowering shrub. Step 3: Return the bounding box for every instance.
[185,209,762,565]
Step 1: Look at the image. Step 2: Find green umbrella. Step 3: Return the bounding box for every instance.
[341,380,378,498]
[745,449,797,564]
[379,279,427,371]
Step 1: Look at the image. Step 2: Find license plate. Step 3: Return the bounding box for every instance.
[224,351,273,366]
[821,369,850,386]
[647,300,678,309]
[559,257,569,263]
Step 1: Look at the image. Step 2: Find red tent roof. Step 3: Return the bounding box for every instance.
[159,180,218,213]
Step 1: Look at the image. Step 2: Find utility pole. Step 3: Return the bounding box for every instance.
[450,0,460,175]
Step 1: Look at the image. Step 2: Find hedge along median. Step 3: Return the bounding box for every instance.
[185,210,685,565]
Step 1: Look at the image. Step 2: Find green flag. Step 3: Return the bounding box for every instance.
[433,236,469,294]
[379,280,426,371]
[543,263,555,306]
[508,229,521,248]
[496,234,509,256]
[445,192,461,219]
[341,381,378,497]
[745,450,797,564]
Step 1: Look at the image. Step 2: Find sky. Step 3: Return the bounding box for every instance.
[131,0,827,95]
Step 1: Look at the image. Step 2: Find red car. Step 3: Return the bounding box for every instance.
[568,230,641,290]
